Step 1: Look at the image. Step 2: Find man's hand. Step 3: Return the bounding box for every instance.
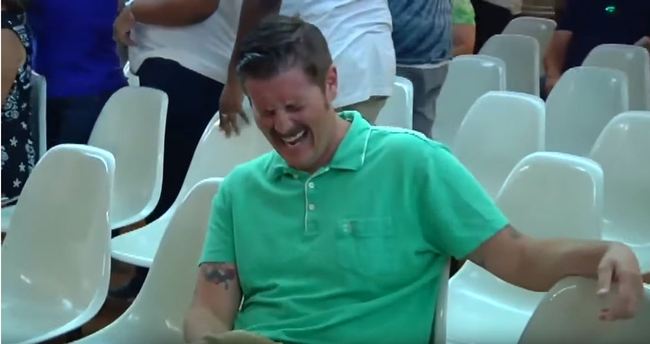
[635,36,650,51]
[194,330,279,344]
[113,5,137,46]
[596,243,644,321]
[544,74,560,95]
[218,81,249,137]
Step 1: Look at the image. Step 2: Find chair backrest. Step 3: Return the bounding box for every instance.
[88,86,168,229]
[546,66,628,156]
[432,259,450,344]
[375,76,414,129]
[173,110,271,210]
[590,111,650,245]
[2,144,114,321]
[496,152,603,240]
[519,277,650,344]
[480,34,540,96]
[124,178,221,341]
[583,44,650,111]
[453,91,545,197]
[502,16,556,74]
[433,55,506,145]
[29,71,47,159]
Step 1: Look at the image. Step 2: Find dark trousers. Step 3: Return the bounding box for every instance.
[471,0,514,53]
[46,90,115,148]
[137,57,224,222]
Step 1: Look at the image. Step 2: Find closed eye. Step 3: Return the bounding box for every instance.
[286,104,304,113]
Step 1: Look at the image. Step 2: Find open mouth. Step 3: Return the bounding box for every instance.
[280,129,308,147]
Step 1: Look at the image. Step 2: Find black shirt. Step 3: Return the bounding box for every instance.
[558,0,650,71]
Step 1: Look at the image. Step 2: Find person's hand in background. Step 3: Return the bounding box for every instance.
[634,36,650,51]
[218,81,249,137]
[544,73,560,96]
[113,4,136,46]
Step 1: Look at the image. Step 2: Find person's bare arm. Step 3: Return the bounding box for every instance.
[452,24,475,56]
[1,29,26,106]
[130,0,221,27]
[218,0,282,135]
[184,263,242,343]
[635,35,650,51]
[543,30,572,92]
[468,225,643,320]
[225,0,282,86]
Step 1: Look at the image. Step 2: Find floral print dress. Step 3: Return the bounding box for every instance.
[2,11,35,205]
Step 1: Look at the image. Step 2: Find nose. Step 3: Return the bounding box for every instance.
[273,110,294,134]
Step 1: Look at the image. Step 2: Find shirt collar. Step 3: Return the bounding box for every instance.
[267,111,372,179]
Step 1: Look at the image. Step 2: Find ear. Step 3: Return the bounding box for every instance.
[324,64,338,104]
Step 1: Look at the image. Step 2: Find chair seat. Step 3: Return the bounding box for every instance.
[446,263,544,344]
[72,315,183,344]
[602,219,650,247]
[3,294,94,344]
[111,215,170,267]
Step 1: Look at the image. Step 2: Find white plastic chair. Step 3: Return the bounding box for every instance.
[123,61,139,86]
[375,76,413,129]
[88,86,168,230]
[111,111,271,267]
[480,34,540,96]
[502,16,557,75]
[546,66,629,156]
[1,206,15,232]
[432,260,450,344]
[73,178,221,344]
[433,55,506,145]
[590,111,650,271]
[30,71,47,159]
[447,152,604,344]
[453,91,545,198]
[1,144,114,344]
[583,44,650,111]
[2,73,47,233]
[519,277,650,344]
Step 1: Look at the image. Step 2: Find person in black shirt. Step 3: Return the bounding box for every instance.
[544,0,650,95]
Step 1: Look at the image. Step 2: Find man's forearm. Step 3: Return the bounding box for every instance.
[544,31,571,79]
[130,0,220,27]
[226,0,282,85]
[514,239,611,292]
[183,307,231,343]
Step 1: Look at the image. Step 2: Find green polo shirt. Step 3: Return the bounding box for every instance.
[200,111,508,343]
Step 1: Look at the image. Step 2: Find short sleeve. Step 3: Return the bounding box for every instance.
[556,0,578,32]
[452,0,475,25]
[199,179,236,264]
[419,144,509,259]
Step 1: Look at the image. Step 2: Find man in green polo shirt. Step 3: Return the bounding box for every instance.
[183,15,644,344]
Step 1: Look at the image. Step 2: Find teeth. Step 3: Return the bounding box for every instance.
[281,130,306,144]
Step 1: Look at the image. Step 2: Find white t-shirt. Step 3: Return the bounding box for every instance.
[128,0,241,84]
[281,0,396,108]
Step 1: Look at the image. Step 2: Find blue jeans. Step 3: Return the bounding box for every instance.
[46,90,115,148]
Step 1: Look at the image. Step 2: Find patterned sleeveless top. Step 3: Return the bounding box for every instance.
[2,10,35,204]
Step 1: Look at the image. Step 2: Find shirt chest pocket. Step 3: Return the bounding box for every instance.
[335,217,396,277]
